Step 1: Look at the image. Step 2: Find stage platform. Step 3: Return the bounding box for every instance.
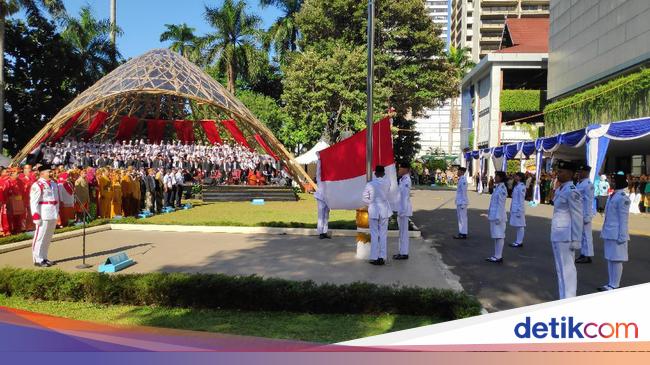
[202,185,298,202]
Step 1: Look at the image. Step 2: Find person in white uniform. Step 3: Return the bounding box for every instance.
[550,160,583,299]
[315,159,331,239]
[393,163,412,260]
[575,164,595,264]
[362,165,392,266]
[453,166,469,240]
[486,171,507,263]
[598,172,630,291]
[30,164,60,267]
[509,172,527,248]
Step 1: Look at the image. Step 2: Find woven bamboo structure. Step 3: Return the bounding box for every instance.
[12,48,314,189]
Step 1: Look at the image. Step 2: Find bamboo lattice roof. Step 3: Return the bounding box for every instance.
[14,48,313,188]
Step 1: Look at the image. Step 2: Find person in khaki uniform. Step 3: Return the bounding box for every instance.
[74,170,90,222]
[97,169,113,218]
[120,170,133,216]
[111,171,123,217]
[131,173,141,215]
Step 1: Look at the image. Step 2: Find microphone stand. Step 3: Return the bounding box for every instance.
[73,189,92,269]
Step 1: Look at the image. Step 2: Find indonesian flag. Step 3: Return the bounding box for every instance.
[318,117,399,210]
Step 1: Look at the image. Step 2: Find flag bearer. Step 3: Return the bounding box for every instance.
[363,165,392,266]
[453,166,469,239]
[393,162,412,260]
[486,171,507,263]
[598,172,630,291]
[509,172,527,248]
[575,165,595,264]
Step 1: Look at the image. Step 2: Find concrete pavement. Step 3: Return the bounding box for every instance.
[0,230,457,290]
[411,188,650,312]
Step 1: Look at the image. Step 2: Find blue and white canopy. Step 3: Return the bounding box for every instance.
[463,116,650,203]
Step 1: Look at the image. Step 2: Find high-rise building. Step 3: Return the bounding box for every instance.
[424,0,452,47]
[451,0,549,62]
[415,1,461,158]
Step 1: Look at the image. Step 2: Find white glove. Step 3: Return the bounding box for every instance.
[34,220,42,227]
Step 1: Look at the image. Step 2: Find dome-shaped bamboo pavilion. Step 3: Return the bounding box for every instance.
[13,48,314,188]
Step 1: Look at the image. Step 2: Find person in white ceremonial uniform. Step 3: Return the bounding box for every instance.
[362,165,392,266]
[508,172,527,248]
[315,157,331,239]
[575,164,595,264]
[598,172,630,291]
[393,163,412,260]
[30,164,60,267]
[486,171,507,263]
[550,160,583,299]
[453,166,469,239]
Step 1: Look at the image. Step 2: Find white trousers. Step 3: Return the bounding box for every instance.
[456,205,468,234]
[369,217,389,260]
[317,200,330,234]
[551,241,577,299]
[607,260,623,288]
[32,220,57,263]
[514,226,525,244]
[581,221,594,257]
[493,238,505,259]
[397,215,410,255]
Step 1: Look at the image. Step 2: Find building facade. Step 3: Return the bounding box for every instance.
[451,0,549,63]
[461,18,549,176]
[425,0,452,48]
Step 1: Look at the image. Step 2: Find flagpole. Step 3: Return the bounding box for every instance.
[366,0,375,182]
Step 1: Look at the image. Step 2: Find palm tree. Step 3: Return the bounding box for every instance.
[0,0,65,151]
[202,0,262,94]
[62,5,122,87]
[160,23,200,61]
[259,0,302,62]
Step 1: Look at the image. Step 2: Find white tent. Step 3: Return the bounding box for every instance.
[295,141,330,164]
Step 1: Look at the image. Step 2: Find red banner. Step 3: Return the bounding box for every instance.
[36,130,52,146]
[85,111,109,140]
[254,134,279,160]
[174,120,195,143]
[147,119,167,144]
[221,119,250,148]
[200,120,223,145]
[52,111,83,142]
[115,116,140,141]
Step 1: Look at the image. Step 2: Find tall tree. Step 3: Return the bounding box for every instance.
[4,12,84,154]
[62,5,122,91]
[284,0,456,151]
[160,23,201,61]
[259,0,302,63]
[202,0,262,94]
[0,0,65,152]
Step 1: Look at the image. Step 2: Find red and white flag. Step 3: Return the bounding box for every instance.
[317,117,399,210]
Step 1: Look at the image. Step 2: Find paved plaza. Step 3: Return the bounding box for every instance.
[411,189,650,312]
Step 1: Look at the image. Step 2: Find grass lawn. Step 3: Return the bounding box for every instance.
[130,193,361,229]
[0,218,111,246]
[0,294,438,343]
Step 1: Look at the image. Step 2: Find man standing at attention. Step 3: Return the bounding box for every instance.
[362,165,392,266]
[575,165,595,264]
[598,172,630,291]
[486,171,507,263]
[551,160,583,299]
[30,164,60,267]
[509,172,527,248]
[453,166,469,240]
[393,162,412,260]
[315,157,331,239]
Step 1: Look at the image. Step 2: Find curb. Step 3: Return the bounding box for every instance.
[110,224,422,238]
[0,225,112,255]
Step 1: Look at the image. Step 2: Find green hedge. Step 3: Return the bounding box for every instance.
[500,89,542,112]
[0,268,481,320]
[544,68,650,135]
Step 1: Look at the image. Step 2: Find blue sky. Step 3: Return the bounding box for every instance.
[34,0,283,59]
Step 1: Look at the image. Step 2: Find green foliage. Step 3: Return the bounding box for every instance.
[506,160,520,174]
[544,68,650,135]
[237,90,292,138]
[259,0,304,63]
[0,268,482,319]
[159,23,202,63]
[500,90,542,112]
[282,0,455,147]
[426,158,448,172]
[393,115,421,164]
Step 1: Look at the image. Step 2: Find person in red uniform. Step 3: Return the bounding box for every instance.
[6,169,26,234]
[0,168,10,236]
[19,165,37,231]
